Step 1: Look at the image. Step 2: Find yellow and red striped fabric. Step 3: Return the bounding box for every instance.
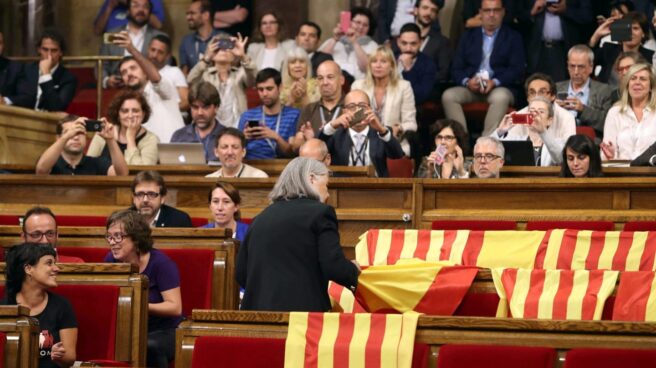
[492,268,618,320]
[354,259,478,315]
[284,312,419,368]
[612,271,656,321]
[328,282,367,313]
[534,229,656,271]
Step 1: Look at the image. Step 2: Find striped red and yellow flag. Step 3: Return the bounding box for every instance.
[284,312,419,368]
[612,271,656,321]
[533,229,656,271]
[354,259,478,315]
[492,268,618,320]
[328,282,367,313]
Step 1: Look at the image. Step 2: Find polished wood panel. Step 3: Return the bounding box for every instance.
[0,106,60,165]
[0,305,39,368]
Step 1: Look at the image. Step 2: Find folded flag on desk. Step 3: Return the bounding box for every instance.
[613,271,656,321]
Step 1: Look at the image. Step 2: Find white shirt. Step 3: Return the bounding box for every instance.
[390,0,415,37]
[261,48,279,70]
[126,25,147,57]
[319,38,378,80]
[603,105,656,160]
[143,76,185,143]
[159,65,188,103]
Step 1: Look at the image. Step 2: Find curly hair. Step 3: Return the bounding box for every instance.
[106,209,153,254]
[4,243,57,304]
[106,90,152,126]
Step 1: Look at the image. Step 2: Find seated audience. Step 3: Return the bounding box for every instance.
[201,182,249,242]
[413,0,452,96]
[318,7,378,82]
[299,138,332,167]
[236,157,360,312]
[472,136,505,178]
[417,119,470,178]
[3,243,77,368]
[99,0,166,89]
[20,206,83,263]
[610,51,647,102]
[352,46,417,156]
[442,0,525,136]
[147,34,189,111]
[556,44,613,137]
[494,96,573,166]
[131,170,193,227]
[179,0,221,75]
[103,209,182,368]
[171,82,226,162]
[87,90,159,165]
[515,73,577,135]
[395,23,437,105]
[114,34,184,143]
[589,11,654,87]
[602,63,656,160]
[36,115,128,176]
[319,89,404,177]
[295,21,333,75]
[246,11,294,71]
[93,0,164,35]
[238,68,300,159]
[280,47,320,109]
[0,31,24,103]
[5,29,77,111]
[560,134,604,177]
[187,32,254,129]
[206,128,268,178]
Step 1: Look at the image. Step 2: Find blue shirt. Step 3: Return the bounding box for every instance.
[238,105,300,159]
[179,28,222,70]
[201,221,249,243]
[567,79,591,122]
[170,119,226,162]
[480,28,501,86]
[94,0,165,33]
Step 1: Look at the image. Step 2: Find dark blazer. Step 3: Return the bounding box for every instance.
[10,62,77,111]
[154,204,193,228]
[555,79,613,136]
[319,127,405,177]
[310,51,333,76]
[0,56,24,98]
[451,25,526,100]
[631,140,656,166]
[237,198,359,312]
[395,50,437,104]
[421,29,453,84]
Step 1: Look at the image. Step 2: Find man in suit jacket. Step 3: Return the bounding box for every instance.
[0,31,25,104]
[100,0,166,88]
[319,89,404,177]
[5,29,77,112]
[441,0,526,136]
[131,170,193,228]
[414,0,452,95]
[395,23,436,105]
[555,44,613,137]
[295,22,333,76]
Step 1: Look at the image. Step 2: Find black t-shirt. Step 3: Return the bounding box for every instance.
[210,0,253,37]
[50,155,111,175]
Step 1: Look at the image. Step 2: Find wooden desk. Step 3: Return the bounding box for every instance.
[0,305,39,368]
[0,106,60,165]
[500,166,656,177]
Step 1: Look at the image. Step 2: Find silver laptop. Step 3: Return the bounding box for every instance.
[157,143,207,165]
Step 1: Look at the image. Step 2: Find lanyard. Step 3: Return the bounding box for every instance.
[261,106,283,152]
[350,136,369,166]
[319,105,341,125]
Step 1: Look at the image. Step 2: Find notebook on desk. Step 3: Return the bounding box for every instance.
[157,143,207,165]
[501,140,536,166]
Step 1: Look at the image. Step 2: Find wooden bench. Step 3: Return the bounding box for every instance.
[0,227,240,311]
[175,310,656,368]
[0,305,39,368]
[0,263,147,367]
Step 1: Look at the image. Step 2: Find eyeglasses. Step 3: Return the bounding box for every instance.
[617,65,633,74]
[527,89,551,97]
[105,232,128,244]
[24,231,57,241]
[344,103,370,111]
[436,134,456,141]
[133,191,160,200]
[474,153,501,162]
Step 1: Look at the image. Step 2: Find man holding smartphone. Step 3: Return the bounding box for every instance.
[35,115,128,176]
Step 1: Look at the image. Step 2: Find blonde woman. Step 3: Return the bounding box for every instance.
[602,63,656,160]
[280,47,320,109]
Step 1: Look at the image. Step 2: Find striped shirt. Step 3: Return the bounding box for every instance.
[238,105,300,159]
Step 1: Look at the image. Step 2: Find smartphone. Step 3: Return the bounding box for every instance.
[556,92,569,101]
[546,0,559,4]
[247,120,260,128]
[103,33,119,44]
[85,119,103,132]
[216,38,235,50]
[610,19,632,42]
[434,145,447,165]
[340,11,351,33]
[511,113,534,125]
[349,108,365,127]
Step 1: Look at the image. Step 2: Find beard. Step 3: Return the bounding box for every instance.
[128,13,149,28]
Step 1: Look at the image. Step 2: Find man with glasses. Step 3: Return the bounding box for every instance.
[555,44,613,138]
[472,136,505,178]
[442,0,525,137]
[20,207,83,262]
[319,89,404,177]
[131,170,192,227]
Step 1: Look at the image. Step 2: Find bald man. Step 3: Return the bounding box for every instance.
[299,138,331,166]
[319,89,404,177]
[297,60,345,135]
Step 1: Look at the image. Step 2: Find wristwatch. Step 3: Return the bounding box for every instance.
[649,154,656,167]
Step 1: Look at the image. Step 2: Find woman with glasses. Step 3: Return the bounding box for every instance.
[610,51,647,102]
[87,90,159,165]
[560,134,604,178]
[417,119,470,178]
[2,243,77,368]
[236,157,360,311]
[201,182,249,242]
[247,12,294,71]
[280,47,320,109]
[492,96,573,166]
[103,209,181,368]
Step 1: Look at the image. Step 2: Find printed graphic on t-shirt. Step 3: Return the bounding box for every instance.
[39,330,54,357]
